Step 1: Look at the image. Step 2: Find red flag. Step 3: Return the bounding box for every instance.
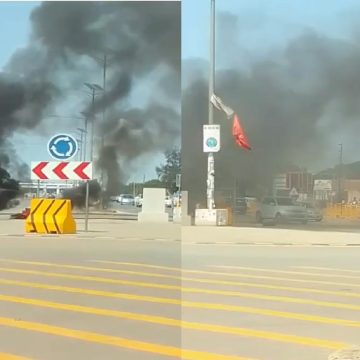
[232,113,251,150]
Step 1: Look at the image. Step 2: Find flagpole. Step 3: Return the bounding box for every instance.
[207,0,216,210]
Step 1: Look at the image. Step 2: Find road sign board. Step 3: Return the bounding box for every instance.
[289,187,299,196]
[203,124,220,152]
[31,162,92,181]
[48,134,78,160]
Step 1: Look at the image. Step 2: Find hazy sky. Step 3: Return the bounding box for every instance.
[182,0,360,170]
[1,0,360,181]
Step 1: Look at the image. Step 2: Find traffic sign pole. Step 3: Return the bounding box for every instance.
[85,181,90,232]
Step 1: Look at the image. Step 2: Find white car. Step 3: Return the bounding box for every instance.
[165,196,173,208]
[135,196,143,207]
[256,197,308,225]
[117,194,135,205]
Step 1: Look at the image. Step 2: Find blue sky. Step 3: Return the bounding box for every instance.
[182,0,358,61]
[1,0,360,179]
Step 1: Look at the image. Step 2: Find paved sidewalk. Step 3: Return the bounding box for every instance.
[0,218,180,241]
[182,225,360,246]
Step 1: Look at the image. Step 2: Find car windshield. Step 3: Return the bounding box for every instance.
[123,195,133,199]
[276,198,294,206]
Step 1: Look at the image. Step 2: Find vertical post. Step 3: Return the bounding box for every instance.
[101,54,107,187]
[79,132,83,161]
[207,0,216,210]
[338,143,343,203]
[85,181,90,232]
[84,117,88,161]
[90,90,95,162]
[37,180,40,198]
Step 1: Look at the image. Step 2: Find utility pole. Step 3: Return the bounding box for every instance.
[101,54,107,189]
[84,83,103,162]
[338,143,343,203]
[207,0,216,210]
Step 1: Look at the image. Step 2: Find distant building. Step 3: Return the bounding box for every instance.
[273,171,314,198]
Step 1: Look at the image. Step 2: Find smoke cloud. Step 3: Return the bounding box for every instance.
[182,13,360,210]
[0,1,180,190]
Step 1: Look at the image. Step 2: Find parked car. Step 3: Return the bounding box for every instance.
[135,195,143,207]
[118,194,135,206]
[301,203,323,222]
[256,196,308,225]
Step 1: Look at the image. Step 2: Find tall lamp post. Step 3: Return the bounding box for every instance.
[207,0,216,210]
[338,143,343,203]
[91,52,116,189]
[77,128,86,161]
[83,83,103,162]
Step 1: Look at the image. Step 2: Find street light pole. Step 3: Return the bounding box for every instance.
[83,83,103,162]
[338,143,343,203]
[77,128,86,161]
[101,54,107,188]
[91,89,95,162]
[207,0,216,210]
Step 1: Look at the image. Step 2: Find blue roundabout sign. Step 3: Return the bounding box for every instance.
[48,134,78,160]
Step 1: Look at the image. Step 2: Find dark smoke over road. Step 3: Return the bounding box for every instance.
[0,1,180,191]
[0,167,20,210]
[182,12,360,210]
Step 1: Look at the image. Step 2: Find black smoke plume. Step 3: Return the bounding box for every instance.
[62,180,101,209]
[0,1,180,189]
[0,167,20,210]
[182,12,360,211]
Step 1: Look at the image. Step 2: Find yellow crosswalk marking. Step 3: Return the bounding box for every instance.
[0,293,349,350]
[87,260,360,288]
[293,266,360,274]
[0,316,254,360]
[0,353,30,360]
[0,281,359,329]
[1,266,360,302]
[0,277,360,313]
[2,260,360,297]
[212,266,360,280]
[2,260,177,280]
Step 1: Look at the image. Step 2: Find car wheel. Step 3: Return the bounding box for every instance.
[273,213,282,225]
[255,211,262,223]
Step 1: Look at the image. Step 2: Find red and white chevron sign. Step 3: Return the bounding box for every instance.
[31,162,93,181]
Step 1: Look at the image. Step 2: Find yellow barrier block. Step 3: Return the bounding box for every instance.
[324,205,360,220]
[25,199,76,234]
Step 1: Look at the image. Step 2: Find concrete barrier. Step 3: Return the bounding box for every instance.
[324,205,360,220]
[25,199,76,234]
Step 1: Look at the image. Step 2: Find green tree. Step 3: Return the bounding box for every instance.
[156,148,181,194]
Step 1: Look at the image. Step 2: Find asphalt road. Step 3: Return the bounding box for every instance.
[0,231,358,360]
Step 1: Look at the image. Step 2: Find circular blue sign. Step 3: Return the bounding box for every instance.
[48,134,78,160]
[206,137,218,148]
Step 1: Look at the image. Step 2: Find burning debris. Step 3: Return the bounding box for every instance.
[0,2,181,191]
